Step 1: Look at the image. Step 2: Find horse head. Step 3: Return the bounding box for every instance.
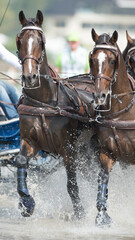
[123,31,135,77]
[90,29,118,110]
[16,10,45,88]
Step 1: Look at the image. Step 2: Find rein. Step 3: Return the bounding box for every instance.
[17,104,92,123]
[0,99,17,106]
[21,78,93,122]
[0,71,21,85]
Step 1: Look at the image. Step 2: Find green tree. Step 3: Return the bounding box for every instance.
[0,0,54,37]
[0,0,54,52]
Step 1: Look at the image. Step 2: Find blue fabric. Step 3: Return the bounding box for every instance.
[0,80,20,119]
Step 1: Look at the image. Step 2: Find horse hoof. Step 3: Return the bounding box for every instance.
[18,195,35,217]
[95,211,112,227]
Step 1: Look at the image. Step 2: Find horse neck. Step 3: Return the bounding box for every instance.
[110,49,133,114]
[122,45,129,61]
[41,53,57,102]
[40,52,50,76]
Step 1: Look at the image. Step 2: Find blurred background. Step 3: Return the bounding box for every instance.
[0,0,135,79]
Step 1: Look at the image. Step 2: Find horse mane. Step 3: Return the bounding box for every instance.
[22,18,40,27]
[116,44,129,82]
[122,45,129,61]
[96,33,111,45]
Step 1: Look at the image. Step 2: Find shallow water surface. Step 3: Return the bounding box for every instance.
[0,162,135,240]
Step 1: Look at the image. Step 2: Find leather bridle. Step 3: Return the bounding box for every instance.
[16,25,45,65]
[90,44,118,85]
[127,46,135,71]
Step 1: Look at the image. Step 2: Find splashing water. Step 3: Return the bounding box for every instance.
[0,157,135,240]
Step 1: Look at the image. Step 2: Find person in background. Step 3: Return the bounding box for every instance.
[0,42,21,120]
[55,31,89,77]
[0,42,21,70]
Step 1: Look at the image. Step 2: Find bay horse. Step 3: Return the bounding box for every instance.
[123,31,135,79]
[15,10,95,218]
[89,28,135,226]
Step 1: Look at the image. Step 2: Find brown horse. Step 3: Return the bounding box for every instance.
[15,10,95,218]
[89,28,135,226]
[123,31,135,78]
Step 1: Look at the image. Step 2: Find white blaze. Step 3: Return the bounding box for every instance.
[28,37,34,73]
[97,52,106,74]
[97,51,107,89]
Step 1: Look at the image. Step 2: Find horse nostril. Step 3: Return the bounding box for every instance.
[102,93,106,99]
[33,74,37,79]
[22,74,26,80]
[92,92,95,100]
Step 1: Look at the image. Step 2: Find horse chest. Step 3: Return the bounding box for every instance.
[98,127,135,161]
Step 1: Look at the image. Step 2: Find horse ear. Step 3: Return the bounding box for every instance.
[110,30,118,44]
[19,11,27,26]
[126,30,133,44]
[36,10,43,26]
[91,28,99,43]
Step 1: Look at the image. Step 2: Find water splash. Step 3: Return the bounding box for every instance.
[0,158,135,240]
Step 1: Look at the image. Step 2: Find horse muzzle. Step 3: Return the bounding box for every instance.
[93,92,106,104]
[93,91,110,110]
[22,74,40,89]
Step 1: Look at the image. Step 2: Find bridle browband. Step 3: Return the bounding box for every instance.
[93,44,117,51]
[20,26,43,32]
[127,46,135,55]
[126,46,135,73]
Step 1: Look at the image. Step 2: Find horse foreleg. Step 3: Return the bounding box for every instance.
[15,143,35,217]
[95,153,114,227]
[66,163,85,219]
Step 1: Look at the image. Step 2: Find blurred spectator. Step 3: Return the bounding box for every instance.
[55,31,89,77]
[0,80,20,119]
[0,42,21,120]
[0,42,21,70]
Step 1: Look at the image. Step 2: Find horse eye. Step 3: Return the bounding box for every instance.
[130,58,134,64]
[39,41,43,46]
[110,60,115,65]
[90,58,95,64]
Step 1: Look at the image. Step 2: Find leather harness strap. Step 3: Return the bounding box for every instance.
[97,118,135,129]
[41,114,57,154]
[17,104,92,155]
[96,73,135,156]
[112,127,123,156]
[17,104,91,123]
